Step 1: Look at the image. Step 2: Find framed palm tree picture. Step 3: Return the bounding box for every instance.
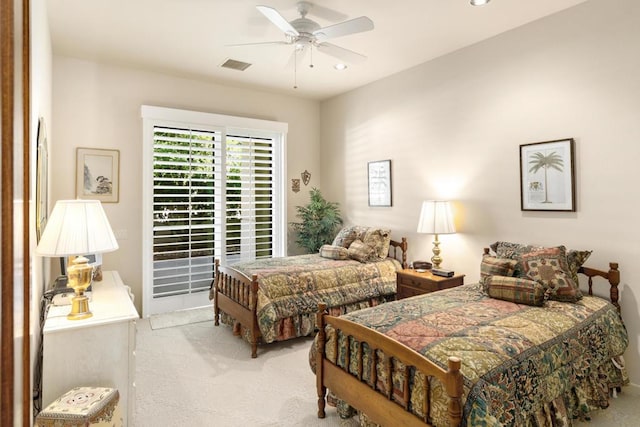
[520,138,575,211]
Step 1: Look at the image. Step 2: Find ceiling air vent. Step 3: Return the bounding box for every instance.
[220,59,252,71]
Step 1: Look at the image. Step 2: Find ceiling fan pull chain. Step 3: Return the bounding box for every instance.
[309,44,314,68]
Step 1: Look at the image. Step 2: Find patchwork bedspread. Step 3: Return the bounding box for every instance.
[319,283,628,426]
[231,254,401,343]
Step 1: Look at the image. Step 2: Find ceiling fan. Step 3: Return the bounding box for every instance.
[231,2,374,86]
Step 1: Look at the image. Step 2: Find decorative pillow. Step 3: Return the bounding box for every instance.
[520,246,581,302]
[332,226,359,248]
[490,241,543,277]
[480,256,517,278]
[485,275,548,306]
[480,256,517,290]
[319,244,349,260]
[566,249,592,287]
[362,228,392,260]
[347,239,376,263]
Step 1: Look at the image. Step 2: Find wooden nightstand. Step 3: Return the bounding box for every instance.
[396,269,465,299]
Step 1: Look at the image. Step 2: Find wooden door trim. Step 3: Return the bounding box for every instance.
[22,0,32,425]
[1,0,16,420]
[1,0,31,424]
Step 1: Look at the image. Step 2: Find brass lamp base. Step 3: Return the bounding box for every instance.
[431,233,443,269]
[66,255,94,320]
[67,294,93,320]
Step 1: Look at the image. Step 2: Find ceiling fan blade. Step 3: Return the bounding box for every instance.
[256,5,299,37]
[317,42,367,64]
[227,41,291,47]
[313,16,374,41]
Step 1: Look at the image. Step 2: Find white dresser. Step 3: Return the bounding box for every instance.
[43,271,139,426]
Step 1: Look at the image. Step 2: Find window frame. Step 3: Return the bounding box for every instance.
[141,105,287,317]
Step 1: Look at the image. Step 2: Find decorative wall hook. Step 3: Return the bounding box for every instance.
[301,170,311,186]
[291,178,301,193]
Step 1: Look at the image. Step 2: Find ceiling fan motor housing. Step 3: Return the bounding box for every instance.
[290,18,320,35]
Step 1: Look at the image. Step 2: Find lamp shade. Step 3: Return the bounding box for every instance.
[416,200,456,235]
[36,199,119,257]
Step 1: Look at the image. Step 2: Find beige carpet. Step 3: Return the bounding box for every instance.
[135,312,639,426]
[135,312,357,426]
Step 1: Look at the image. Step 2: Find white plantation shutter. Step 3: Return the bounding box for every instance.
[225,134,275,262]
[142,106,286,316]
[151,126,222,299]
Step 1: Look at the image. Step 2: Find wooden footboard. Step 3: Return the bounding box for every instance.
[213,238,409,358]
[213,259,261,358]
[316,302,463,427]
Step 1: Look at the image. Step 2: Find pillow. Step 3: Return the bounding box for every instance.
[362,228,392,260]
[332,226,359,248]
[319,244,349,260]
[490,241,543,277]
[480,256,517,278]
[480,256,517,290]
[566,249,592,287]
[347,239,376,263]
[485,275,548,306]
[520,246,581,302]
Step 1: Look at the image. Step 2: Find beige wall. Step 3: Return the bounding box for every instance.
[51,56,321,315]
[320,0,640,385]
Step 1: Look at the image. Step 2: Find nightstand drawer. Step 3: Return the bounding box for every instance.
[396,269,464,300]
[398,276,439,292]
[397,286,428,299]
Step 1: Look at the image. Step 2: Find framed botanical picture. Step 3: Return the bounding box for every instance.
[35,117,48,241]
[76,148,120,203]
[520,138,575,211]
[368,159,392,207]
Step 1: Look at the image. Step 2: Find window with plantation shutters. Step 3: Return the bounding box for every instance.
[151,126,221,300]
[142,106,287,316]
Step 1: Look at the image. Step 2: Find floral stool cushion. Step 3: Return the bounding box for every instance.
[35,386,122,427]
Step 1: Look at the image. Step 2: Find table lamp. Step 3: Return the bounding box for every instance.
[36,199,119,320]
[417,200,456,269]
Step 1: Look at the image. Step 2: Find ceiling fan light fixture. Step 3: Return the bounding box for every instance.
[470,0,490,5]
[334,63,347,71]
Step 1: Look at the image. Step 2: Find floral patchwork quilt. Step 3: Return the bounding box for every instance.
[317,283,628,426]
[231,254,401,343]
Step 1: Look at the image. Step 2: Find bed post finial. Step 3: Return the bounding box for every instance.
[316,303,328,419]
[446,356,463,427]
[609,262,620,313]
[213,259,220,326]
[401,237,408,269]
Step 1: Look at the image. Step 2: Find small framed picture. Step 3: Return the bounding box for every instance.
[520,138,575,211]
[368,159,392,207]
[76,148,120,203]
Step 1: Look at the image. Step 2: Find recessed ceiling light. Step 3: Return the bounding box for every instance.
[470,0,490,5]
[334,63,347,71]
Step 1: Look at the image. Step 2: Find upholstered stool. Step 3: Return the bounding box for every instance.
[35,386,122,427]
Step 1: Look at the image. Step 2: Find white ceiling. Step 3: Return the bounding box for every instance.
[46,0,587,100]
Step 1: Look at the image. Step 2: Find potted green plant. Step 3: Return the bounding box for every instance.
[290,188,343,253]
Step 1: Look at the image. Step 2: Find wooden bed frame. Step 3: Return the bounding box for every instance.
[315,254,621,426]
[212,238,409,358]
